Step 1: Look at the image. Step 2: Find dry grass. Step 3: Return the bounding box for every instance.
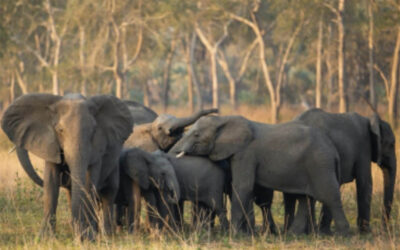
[0,105,400,249]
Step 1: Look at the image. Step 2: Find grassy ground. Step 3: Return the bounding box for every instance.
[0,105,399,249]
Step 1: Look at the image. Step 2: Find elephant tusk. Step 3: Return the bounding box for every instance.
[8,146,16,154]
[176,151,185,158]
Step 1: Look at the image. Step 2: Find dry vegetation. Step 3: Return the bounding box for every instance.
[0,105,399,249]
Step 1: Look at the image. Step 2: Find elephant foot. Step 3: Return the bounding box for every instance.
[357,220,371,234]
[318,226,333,236]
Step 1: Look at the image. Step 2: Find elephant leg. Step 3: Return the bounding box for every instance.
[100,172,119,236]
[288,196,309,235]
[305,197,316,234]
[283,193,297,233]
[231,180,255,234]
[213,198,229,230]
[254,187,276,234]
[355,163,372,233]
[317,186,349,236]
[40,161,61,237]
[115,204,125,232]
[319,204,333,235]
[132,181,142,231]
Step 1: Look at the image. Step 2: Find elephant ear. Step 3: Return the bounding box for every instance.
[210,116,253,161]
[1,93,62,163]
[88,95,134,146]
[369,114,382,165]
[123,149,150,189]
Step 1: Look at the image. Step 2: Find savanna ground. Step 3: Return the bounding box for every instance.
[0,104,399,249]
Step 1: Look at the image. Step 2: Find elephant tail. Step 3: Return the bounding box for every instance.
[16,147,44,187]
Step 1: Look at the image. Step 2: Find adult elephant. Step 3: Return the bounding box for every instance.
[171,115,349,235]
[292,108,397,233]
[124,108,218,151]
[1,93,133,239]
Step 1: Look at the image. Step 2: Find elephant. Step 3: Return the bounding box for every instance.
[122,100,158,125]
[171,115,350,235]
[118,108,218,228]
[115,148,180,232]
[158,152,229,230]
[124,108,218,151]
[289,108,397,233]
[1,93,134,239]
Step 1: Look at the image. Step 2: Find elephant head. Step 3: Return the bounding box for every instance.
[172,116,253,161]
[370,114,397,221]
[125,108,218,151]
[1,93,133,233]
[121,148,180,203]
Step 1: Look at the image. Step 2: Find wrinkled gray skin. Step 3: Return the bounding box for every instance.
[1,93,133,240]
[118,107,218,229]
[124,108,218,151]
[115,148,180,232]
[171,115,349,235]
[291,108,397,234]
[123,100,158,125]
[159,152,229,230]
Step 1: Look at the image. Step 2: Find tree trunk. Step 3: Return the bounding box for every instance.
[143,80,150,107]
[210,52,219,109]
[115,71,123,99]
[190,32,203,110]
[368,0,376,108]
[338,0,347,113]
[162,38,177,112]
[326,24,334,111]
[218,52,237,110]
[15,68,28,94]
[10,73,15,102]
[388,27,400,127]
[79,26,87,96]
[315,17,323,108]
[185,37,194,113]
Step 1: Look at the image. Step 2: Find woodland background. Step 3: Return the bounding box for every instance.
[0,0,400,124]
[1,1,400,248]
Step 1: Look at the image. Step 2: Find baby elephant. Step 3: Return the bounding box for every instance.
[157,152,229,230]
[115,148,180,232]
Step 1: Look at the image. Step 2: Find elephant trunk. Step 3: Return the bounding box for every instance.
[167,108,218,134]
[66,144,94,238]
[166,177,180,203]
[382,156,396,224]
[16,147,44,187]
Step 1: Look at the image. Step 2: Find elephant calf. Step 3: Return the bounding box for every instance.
[115,148,180,232]
[159,152,229,230]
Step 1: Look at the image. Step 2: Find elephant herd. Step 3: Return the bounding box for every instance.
[1,93,396,241]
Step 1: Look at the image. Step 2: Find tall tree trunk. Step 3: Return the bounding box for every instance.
[162,38,177,112]
[315,17,323,108]
[14,68,28,94]
[217,52,237,110]
[185,36,194,113]
[190,32,203,110]
[79,26,87,96]
[388,27,400,127]
[143,80,150,107]
[210,52,219,109]
[326,24,334,111]
[10,73,15,102]
[368,0,376,108]
[338,0,347,113]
